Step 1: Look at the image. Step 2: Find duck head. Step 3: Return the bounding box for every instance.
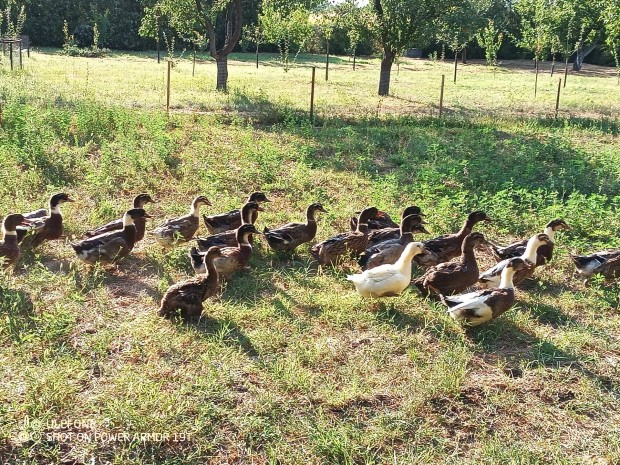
[204,246,224,261]
[467,211,492,225]
[133,193,156,208]
[357,207,379,224]
[3,214,32,235]
[123,208,152,226]
[241,201,264,224]
[236,223,262,244]
[546,219,570,231]
[248,192,271,203]
[506,257,532,272]
[409,223,431,235]
[50,193,75,213]
[308,203,328,214]
[401,214,428,234]
[402,205,425,218]
[463,231,489,250]
[190,196,212,216]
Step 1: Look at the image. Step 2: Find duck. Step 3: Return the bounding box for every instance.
[151,195,211,247]
[414,211,491,267]
[413,232,490,298]
[0,214,32,269]
[367,213,427,247]
[85,193,155,241]
[442,257,531,326]
[358,215,430,270]
[71,208,152,264]
[263,203,328,253]
[349,205,424,231]
[347,242,427,298]
[159,246,223,320]
[190,224,261,276]
[479,233,551,288]
[490,219,570,266]
[203,191,271,235]
[309,206,378,266]
[16,193,75,246]
[570,249,620,284]
[195,201,264,251]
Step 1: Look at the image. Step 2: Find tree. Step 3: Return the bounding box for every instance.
[515,0,554,95]
[437,0,491,82]
[141,0,243,91]
[602,0,620,83]
[259,0,316,72]
[477,19,503,67]
[370,0,448,96]
[334,0,367,70]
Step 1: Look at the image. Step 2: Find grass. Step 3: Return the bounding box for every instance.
[0,49,619,464]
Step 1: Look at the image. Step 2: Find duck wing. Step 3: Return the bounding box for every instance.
[85,218,123,237]
[203,209,241,234]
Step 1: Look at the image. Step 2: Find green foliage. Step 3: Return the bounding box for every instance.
[437,0,491,54]
[477,19,504,66]
[259,0,316,70]
[61,19,109,57]
[602,0,620,80]
[514,0,554,61]
[1,0,26,38]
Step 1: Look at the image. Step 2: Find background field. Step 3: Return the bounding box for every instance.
[1,51,620,464]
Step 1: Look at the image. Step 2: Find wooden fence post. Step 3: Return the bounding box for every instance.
[310,66,316,122]
[439,74,445,118]
[555,78,562,118]
[166,60,171,113]
[325,42,329,81]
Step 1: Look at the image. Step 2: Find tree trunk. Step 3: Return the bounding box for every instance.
[378,50,395,96]
[325,40,329,81]
[461,46,467,64]
[216,56,228,91]
[573,41,598,71]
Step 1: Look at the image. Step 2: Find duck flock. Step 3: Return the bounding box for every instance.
[1,191,618,326]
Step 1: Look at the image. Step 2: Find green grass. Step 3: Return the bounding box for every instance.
[0,50,619,464]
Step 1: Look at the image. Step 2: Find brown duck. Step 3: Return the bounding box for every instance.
[203,192,271,235]
[195,201,264,251]
[367,213,427,247]
[159,246,223,320]
[190,224,261,277]
[350,205,424,231]
[490,219,570,266]
[415,211,491,267]
[442,258,531,326]
[151,195,211,247]
[0,214,32,269]
[85,193,155,241]
[71,209,152,264]
[358,215,430,270]
[413,232,490,297]
[310,207,378,266]
[17,193,75,246]
[263,203,328,253]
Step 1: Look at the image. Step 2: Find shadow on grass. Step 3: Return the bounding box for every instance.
[187,315,259,357]
[469,317,620,393]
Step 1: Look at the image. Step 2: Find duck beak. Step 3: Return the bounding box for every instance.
[20,219,34,226]
[419,226,431,235]
[320,207,328,213]
[263,198,272,203]
[143,213,153,219]
[66,198,76,203]
[484,216,492,223]
[257,206,265,212]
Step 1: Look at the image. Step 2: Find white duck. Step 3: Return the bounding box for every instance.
[479,233,550,288]
[347,242,426,298]
[443,257,530,326]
